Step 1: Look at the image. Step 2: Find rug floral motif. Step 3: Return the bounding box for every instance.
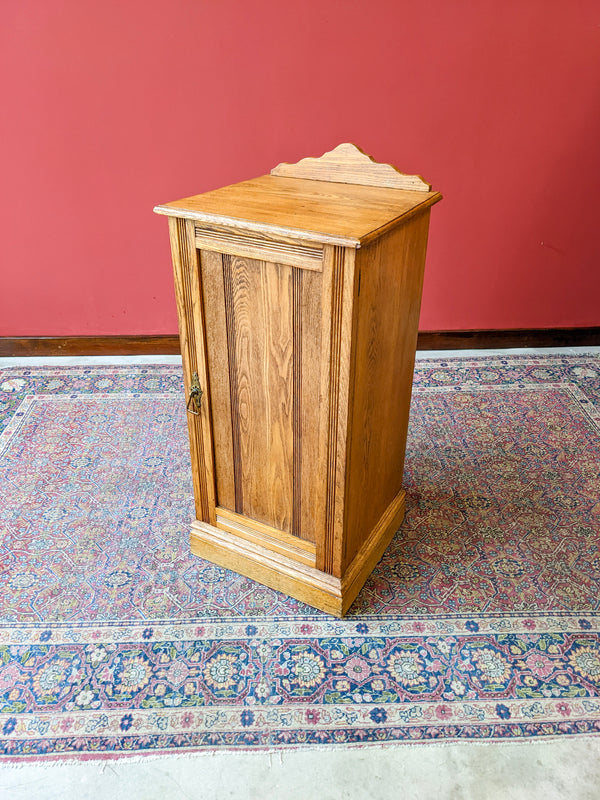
[0,355,599,759]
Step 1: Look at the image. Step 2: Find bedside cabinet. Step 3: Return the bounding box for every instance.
[154,143,442,615]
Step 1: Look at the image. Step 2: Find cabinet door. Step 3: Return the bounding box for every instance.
[199,249,330,546]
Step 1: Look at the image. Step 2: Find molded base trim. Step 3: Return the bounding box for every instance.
[215,507,317,568]
[190,519,343,615]
[189,490,405,616]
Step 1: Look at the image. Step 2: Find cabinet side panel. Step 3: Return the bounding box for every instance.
[343,211,431,570]
[227,255,294,533]
[200,249,236,511]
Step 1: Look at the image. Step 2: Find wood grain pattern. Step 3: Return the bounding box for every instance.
[343,211,431,570]
[227,255,294,532]
[299,267,328,545]
[158,147,441,614]
[292,268,302,539]
[201,250,326,544]
[271,143,432,192]
[190,520,345,616]
[222,254,244,512]
[168,217,216,525]
[191,488,404,617]
[216,507,316,567]
[200,250,236,511]
[155,174,441,247]
[195,225,323,271]
[320,245,356,578]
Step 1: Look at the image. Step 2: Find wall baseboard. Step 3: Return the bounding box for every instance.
[0,336,181,357]
[0,328,599,357]
[416,328,600,350]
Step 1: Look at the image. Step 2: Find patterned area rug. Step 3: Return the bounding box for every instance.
[0,354,599,760]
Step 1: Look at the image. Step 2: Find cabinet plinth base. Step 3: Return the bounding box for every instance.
[190,489,405,616]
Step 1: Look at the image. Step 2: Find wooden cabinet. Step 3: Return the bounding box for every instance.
[155,144,441,616]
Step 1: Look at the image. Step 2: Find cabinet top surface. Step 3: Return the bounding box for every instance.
[154,175,441,247]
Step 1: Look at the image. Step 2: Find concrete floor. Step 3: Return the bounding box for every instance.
[2,738,600,800]
[1,348,600,799]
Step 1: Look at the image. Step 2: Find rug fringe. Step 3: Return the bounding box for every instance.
[2,733,600,767]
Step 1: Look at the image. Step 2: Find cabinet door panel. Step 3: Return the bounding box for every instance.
[200,250,325,543]
[227,253,294,532]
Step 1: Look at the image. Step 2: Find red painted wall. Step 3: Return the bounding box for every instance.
[2,0,599,336]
